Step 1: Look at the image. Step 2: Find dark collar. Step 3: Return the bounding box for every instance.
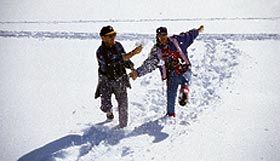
[102,41,116,49]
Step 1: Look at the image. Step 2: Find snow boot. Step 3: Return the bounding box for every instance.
[166,113,176,117]
[178,86,190,106]
[106,112,114,120]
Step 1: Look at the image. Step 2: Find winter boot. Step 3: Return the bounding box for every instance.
[106,112,114,120]
[178,86,190,106]
[166,113,176,117]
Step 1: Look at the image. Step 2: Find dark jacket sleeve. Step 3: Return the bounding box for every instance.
[172,29,199,52]
[124,60,135,69]
[95,47,102,99]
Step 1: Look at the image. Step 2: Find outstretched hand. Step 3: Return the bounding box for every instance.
[123,45,143,61]
[198,25,204,33]
[133,45,143,55]
[129,69,138,80]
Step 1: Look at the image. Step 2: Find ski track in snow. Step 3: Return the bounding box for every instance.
[12,30,279,161]
[1,30,280,41]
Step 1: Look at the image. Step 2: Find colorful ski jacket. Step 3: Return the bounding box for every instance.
[136,29,199,80]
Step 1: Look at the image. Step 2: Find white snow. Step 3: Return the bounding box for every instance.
[1,1,280,161]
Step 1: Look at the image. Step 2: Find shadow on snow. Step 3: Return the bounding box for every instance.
[18,117,169,161]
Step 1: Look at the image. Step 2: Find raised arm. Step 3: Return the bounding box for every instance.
[172,25,204,51]
[123,45,143,61]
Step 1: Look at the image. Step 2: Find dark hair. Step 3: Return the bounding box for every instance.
[100,25,116,36]
[156,27,168,35]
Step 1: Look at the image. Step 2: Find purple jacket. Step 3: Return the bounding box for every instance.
[136,29,199,78]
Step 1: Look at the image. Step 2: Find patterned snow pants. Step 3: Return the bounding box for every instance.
[99,75,129,128]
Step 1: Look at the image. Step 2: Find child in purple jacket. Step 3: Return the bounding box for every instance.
[130,25,204,117]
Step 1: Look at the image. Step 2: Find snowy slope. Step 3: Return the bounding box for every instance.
[1,32,279,161]
[1,1,280,161]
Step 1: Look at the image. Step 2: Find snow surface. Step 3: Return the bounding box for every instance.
[1,1,280,161]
